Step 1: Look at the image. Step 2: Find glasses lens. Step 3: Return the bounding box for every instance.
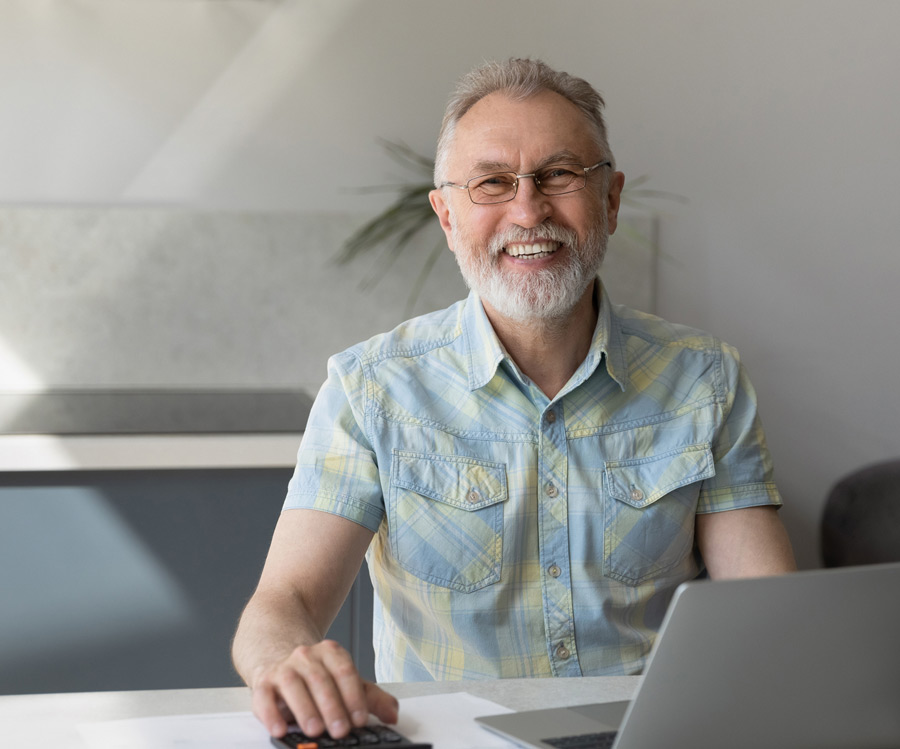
[535,165,585,195]
[467,173,517,204]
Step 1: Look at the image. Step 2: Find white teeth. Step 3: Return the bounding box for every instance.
[505,242,560,257]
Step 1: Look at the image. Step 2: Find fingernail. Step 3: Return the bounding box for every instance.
[330,719,349,736]
[305,717,323,736]
[352,710,368,726]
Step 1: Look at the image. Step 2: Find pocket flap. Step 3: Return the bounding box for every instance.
[605,443,714,508]
[391,450,507,511]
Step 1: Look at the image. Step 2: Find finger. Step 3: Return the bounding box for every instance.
[288,645,354,738]
[251,682,291,737]
[318,640,370,728]
[275,666,329,737]
[364,682,400,725]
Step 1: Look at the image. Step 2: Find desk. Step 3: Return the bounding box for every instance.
[0,678,641,748]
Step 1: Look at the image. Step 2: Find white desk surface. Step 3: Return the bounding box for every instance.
[0,678,640,748]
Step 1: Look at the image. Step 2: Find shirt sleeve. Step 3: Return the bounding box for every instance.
[696,341,783,513]
[283,349,385,532]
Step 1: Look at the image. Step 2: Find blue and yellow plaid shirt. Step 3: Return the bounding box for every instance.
[285,286,782,680]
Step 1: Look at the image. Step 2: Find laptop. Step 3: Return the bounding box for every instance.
[476,562,900,749]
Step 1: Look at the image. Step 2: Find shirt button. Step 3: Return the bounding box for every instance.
[548,564,561,578]
[545,483,558,498]
[630,487,644,502]
[545,411,557,424]
[466,489,480,503]
[555,643,571,660]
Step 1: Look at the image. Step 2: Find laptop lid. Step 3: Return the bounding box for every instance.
[477,562,900,749]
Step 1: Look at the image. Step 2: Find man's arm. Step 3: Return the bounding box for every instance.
[696,505,797,579]
[232,508,397,739]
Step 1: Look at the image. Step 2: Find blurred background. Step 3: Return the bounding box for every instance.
[2,0,899,693]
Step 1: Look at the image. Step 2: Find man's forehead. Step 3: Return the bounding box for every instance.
[468,149,585,174]
[449,89,598,172]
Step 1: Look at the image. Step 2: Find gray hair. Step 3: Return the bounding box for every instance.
[434,58,615,187]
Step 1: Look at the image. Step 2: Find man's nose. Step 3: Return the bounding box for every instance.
[506,176,553,228]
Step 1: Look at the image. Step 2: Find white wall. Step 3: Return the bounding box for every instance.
[2,0,899,568]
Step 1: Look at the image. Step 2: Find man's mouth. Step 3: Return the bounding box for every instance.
[503,241,562,259]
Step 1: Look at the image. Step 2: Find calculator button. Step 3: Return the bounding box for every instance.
[353,728,380,744]
[372,726,403,742]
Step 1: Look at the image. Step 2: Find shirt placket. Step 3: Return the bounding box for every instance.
[537,401,581,676]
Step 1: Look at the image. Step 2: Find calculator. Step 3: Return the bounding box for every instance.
[270,722,432,749]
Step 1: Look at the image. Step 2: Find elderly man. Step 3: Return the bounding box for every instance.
[232,58,796,739]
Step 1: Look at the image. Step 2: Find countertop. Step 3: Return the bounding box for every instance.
[0,390,310,471]
[0,390,312,435]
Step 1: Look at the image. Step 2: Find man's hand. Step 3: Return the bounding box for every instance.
[250,639,398,739]
[231,510,384,738]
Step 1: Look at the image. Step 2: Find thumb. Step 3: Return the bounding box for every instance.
[363,682,400,724]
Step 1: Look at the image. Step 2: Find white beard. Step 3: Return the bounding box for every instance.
[450,217,609,323]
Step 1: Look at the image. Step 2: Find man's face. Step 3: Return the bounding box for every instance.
[430,90,624,324]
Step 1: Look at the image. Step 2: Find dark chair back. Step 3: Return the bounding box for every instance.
[821,459,900,567]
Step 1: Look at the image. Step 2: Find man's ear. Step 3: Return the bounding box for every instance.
[429,188,455,251]
[606,171,626,235]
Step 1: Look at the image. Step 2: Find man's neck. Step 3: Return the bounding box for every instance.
[482,281,599,400]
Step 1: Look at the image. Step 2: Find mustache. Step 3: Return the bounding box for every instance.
[487,222,579,256]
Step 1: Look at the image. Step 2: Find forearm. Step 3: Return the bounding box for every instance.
[232,588,326,688]
[233,510,391,738]
[232,509,373,688]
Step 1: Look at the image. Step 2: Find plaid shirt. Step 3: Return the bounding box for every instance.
[285,287,782,680]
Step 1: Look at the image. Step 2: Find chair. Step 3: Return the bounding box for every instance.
[820,459,900,567]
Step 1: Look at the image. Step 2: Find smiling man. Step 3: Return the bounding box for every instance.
[232,58,796,741]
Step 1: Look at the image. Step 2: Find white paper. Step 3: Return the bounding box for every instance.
[394,692,515,748]
[77,711,272,748]
[76,692,515,749]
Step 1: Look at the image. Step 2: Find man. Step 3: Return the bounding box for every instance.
[232,58,796,740]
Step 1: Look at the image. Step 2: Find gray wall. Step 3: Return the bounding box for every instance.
[2,1,900,570]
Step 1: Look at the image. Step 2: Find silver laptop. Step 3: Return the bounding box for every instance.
[477,562,900,749]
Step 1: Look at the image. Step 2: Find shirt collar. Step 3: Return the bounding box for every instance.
[593,280,629,392]
[462,291,507,391]
[461,282,630,393]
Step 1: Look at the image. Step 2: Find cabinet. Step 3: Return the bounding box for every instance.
[0,467,375,695]
[0,392,375,695]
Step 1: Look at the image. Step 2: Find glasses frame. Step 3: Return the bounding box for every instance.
[440,160,612,205]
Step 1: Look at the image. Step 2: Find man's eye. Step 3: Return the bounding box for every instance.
[479,175,512,186]
[543,167,577,179]
[470,175,516,196]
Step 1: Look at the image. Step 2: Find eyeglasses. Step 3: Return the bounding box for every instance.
[441,160,611,205]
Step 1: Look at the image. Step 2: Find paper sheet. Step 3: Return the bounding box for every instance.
[76,692,515,749]
[77,711,272,748]
[393,692,515,748]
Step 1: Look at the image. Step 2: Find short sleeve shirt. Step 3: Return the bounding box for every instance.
[284,288,782,681]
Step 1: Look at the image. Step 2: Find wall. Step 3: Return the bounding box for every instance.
[3,0,899,569]
[0,206,650,393]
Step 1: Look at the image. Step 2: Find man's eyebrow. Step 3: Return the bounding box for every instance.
[539,150,585,166]
[468,159,513,176]
[467,150,587,176]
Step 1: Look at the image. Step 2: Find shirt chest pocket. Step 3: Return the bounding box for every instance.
[389,450,507,593]
[603,443,715,586]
